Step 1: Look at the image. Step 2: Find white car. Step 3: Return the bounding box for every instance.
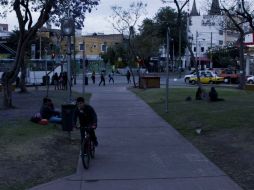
[184,70,217,83]
[247,76,254,84]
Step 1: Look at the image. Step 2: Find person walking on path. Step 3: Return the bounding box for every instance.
[63,72,68,90]
[99,72,106,86]
[91,71,96,84]
[108,71,114,84]
[126,70,131,84]
[52,73,59,90]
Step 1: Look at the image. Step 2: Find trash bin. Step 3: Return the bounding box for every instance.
[85,76,88,85]
[42,75,50,86]
[139,76,160,88]
[61,104,76,131]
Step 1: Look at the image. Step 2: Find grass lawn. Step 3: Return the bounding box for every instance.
[132,87,254,135]
[132,86,254,190]
[0,88,91,190]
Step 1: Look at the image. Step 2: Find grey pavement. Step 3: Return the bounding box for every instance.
[30,83,242,190]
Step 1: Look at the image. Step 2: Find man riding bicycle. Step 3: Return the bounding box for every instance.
[73,97,98,146]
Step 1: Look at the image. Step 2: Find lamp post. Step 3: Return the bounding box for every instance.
[82,40,86,97]
[165,27,170,113]
[61,17,75,102]
[171,38,175,72]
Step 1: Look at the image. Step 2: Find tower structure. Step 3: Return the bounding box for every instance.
[190,0,199,16]
[209,0,221,15]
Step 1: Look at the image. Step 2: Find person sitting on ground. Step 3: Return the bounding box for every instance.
[209,87,224,102]
[196,87,202,100]
[40,97,62,124]
[73,97,98,146]
[195,86,208,100]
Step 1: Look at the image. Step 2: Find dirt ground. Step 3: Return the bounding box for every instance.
[0,88,80,190]
[190,127,254,190]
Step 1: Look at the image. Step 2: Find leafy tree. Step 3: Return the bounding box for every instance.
[134,6,187,73]
[219,0,254,89]
[109,1,147,87]
[135,19,161,60]
[210,47,239,68]
[100,43,128,68]
[0,0,99,108]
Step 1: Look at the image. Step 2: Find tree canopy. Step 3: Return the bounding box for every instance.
[0,0,100,108]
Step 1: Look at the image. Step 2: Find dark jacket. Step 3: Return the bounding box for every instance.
[40,104,54,119]
[73,104,97,128]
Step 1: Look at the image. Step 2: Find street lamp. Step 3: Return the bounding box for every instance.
[171,38,175,72]
[61,18,75,102]
[165,27,170,113]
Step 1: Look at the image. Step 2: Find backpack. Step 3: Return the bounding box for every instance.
[30,112,42,123]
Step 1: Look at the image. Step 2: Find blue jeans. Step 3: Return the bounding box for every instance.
[49,116,62,124]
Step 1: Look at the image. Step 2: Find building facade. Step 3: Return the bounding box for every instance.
[187,0,239,69]
[75,33,124,61]
[0,24,11,40]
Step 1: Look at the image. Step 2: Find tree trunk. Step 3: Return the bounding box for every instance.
[2,39,26,108]
[19,58,28,93]
[2,72,14,108]
[129,65,137,87]
[187,42,201,87]
[238,33,246,90]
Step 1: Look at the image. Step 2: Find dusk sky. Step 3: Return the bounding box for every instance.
[0,0,199,34]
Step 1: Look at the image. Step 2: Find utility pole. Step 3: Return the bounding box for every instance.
[210,32,213,68]
[196,31,198,70]
[165,27,170,113]
[82,40,86,97]
[39,30,42,60]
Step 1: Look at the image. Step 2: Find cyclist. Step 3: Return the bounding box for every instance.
[73,97,98,146]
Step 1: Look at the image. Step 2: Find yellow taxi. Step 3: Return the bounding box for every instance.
[189,72,224,84]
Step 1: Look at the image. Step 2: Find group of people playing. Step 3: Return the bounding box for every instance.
[98,70,115,86]
[92,69,133,86]
[196,86,224,101]
[51,72,68,90]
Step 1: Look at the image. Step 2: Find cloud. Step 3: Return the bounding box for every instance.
[0,0,177,34]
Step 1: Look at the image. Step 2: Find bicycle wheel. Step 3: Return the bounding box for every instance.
[90,140,95,159]
[81,140,90,169]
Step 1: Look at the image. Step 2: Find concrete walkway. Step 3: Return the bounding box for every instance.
[30,83,242,190]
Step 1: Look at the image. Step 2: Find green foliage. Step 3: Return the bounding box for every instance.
[210,47,239,68]
[0,120,57,144]
[99,43,128,68]
[134,6,188,60]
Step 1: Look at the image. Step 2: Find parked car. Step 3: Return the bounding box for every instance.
[218,68,240,83]
[184,70,218,83]
[189,72,224,84]
[247,76,254,84]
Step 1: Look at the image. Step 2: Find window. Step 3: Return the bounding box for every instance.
[79,43,84,51]
[194,47,196,52]
[71,44,74,50]
[219,30,223,35]
[101,43,107,52]
[201,47,205,52]
[219,40,223,45]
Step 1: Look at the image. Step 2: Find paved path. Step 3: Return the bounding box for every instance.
[30,84,242,190]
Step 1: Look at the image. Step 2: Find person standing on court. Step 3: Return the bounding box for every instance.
[99,71,105,86]
[108,71,114,84]
[91,71,96,84]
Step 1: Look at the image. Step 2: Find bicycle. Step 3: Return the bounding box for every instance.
[80,127,95,169]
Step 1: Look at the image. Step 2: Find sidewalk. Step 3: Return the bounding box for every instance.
[30,83,242,190]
